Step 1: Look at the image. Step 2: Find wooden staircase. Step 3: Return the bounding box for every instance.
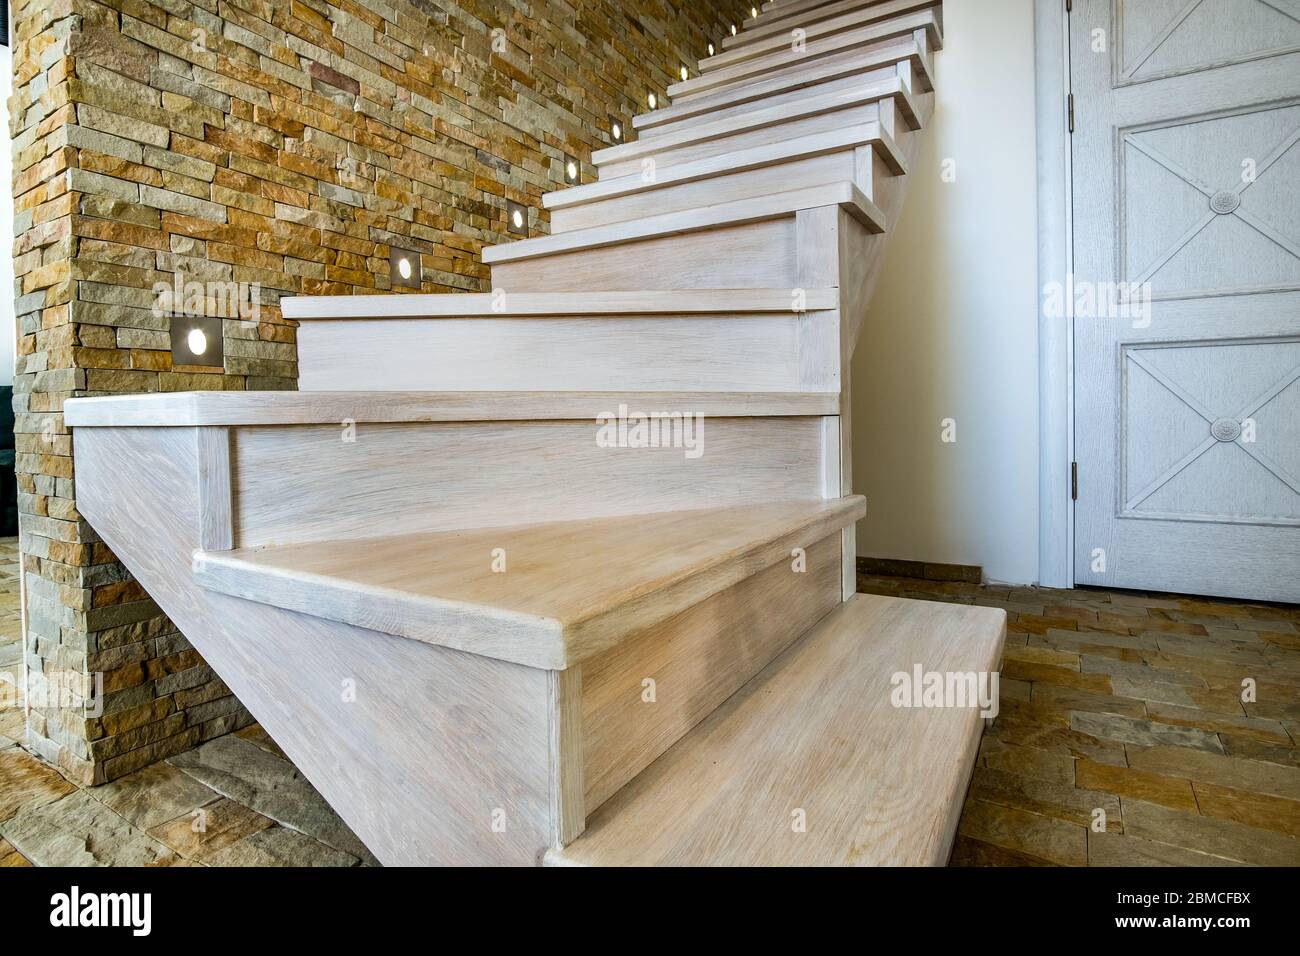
[64,0,1005,867]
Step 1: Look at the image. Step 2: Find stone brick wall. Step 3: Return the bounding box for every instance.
[10,0,749,784]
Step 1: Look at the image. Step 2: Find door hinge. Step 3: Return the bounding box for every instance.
[1067,93,1075,133]
[1071,462,1079,501]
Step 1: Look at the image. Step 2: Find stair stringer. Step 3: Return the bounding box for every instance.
[73,424,562,867]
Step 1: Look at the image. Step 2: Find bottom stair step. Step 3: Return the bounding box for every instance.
[547,593,1007,867]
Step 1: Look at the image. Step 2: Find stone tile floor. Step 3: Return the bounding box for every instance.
[3,528,1297,867]
[857,570,1300,866]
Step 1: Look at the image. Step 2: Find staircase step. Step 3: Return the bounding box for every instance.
[547,593,1006,866]
[669,9,941,102]
[548,124,900,234]
[706,0,941,71]
[285,290,842,392]
[483,182,883,267]
[64,389,839,427]
[281,288,839,320]
[635,40,929,133]
[597,76,916,170]
[738,0,910,44]
[193,498,866,670]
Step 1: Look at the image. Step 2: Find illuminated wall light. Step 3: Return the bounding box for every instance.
[731,24,737,36]
[708,42,715,56]
[389,246,422,288]
[609,114,624,142]
[751,5,758,18]
[648,91,657,109]
[564,153,580,185]
[680,65,689,82]
[507,199,529,236]
[169,314,223,368]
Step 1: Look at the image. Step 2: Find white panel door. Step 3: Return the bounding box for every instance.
[1072,0,1300,601]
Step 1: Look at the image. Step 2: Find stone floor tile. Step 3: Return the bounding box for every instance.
[950,834,1055,866]
[1127,744,1300,799]
[169,735,373,862]
[0,791,175,866]
[147,797,276,861]
[233,722,288,760]
[969,767,1121,830]
[0,837,32,866]
[1002,644,1081,670]
[0,747,77,824]
[978,739,1077,785]
[957,799,1088,866]
[1080,655,1206,689]
[1121,799,1300,866]
[1069,712,1224,754]
[1086,831,1244,867]
[1143,701,1289,745]
[91,761,222,830]
[985,719,1130,767]
[203,826,358,867]
[1010,615,1081,636]
[1000,677,1032,701]
[1028,683,1149,720]
[1002,660,1114,694]
[1075,758,1198,813]
[1192,782,1300,838]
[1218,733,1300,769]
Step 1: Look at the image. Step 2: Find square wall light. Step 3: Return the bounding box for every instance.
[389,246,422,288]
[563,153,580,185]
[170,314,224,369]
[507,200,529,236]
[609,114,625,143]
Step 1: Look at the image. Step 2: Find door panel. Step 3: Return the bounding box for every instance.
[1072,0,1300,601]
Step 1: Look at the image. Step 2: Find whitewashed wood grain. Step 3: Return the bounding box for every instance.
[194,498,866,669]
[548,594,1006,867]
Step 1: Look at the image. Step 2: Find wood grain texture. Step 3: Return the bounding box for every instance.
[195,426,232,552]
[482,182,883,265]
[548,665,585,846]
[194,498,866,669]
[73,426,557,866]
[635,40,926,131]
[582,533,843,812]
[281,289,839,319]
[64,390,839,427]
[232,416,829,546]
[549,594,1006,867]
[297,314,831,393]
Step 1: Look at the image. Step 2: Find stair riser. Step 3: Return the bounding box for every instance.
[491,217,798,292]
[583,532,843,811]
[636,67,900,141]
[222,418,830,548]
[298,312,840,393]
[555,152,860,234]
[709,0,942,72]
[671,12,940,101]
[597,104,879,180]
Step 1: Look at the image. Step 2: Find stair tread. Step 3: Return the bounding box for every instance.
[549,123,896,212]
[732,0,902,46]
[193,498,867,669]
[64,389,840,427]
[483,181,883,265]
[281,289,839,320]
[635,39,927,132]
[548,593,1006,866]
[706,0,941,71]
[668,9,942,100]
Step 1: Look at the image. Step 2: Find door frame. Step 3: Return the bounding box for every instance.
[1035,0,1075,588]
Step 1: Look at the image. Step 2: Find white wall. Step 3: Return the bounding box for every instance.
[1,42,14,387]
[851,0,1040,585]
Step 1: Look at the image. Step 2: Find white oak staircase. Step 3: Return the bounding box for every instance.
[64,0,1006,867]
